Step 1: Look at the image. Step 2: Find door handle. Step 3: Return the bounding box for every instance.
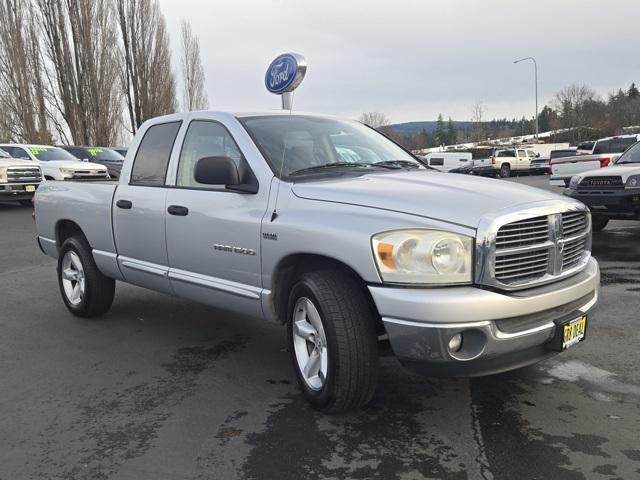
[116,199,132,209]
[167,205,189,216]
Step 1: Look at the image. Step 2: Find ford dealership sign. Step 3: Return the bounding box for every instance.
[265,53,307,95]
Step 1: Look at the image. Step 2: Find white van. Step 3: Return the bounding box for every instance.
[424,152,472,172]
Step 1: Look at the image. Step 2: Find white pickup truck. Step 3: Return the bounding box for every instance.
[34,111,599,412]
[550,135,640,187]
[473,148,538,177]
[0,148,42,205]
[0,144,109,181]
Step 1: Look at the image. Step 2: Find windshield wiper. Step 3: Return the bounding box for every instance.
[372,160,422,169]
[288,162,376,176]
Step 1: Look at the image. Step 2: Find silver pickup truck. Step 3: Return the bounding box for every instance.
[34,111,600,412]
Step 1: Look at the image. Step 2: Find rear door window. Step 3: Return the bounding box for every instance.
[429,157,444,166]
[130,121,182,186]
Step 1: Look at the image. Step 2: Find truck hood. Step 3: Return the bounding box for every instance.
[580,164,640,178]
[292,171,564,228]
[0,158,36,166]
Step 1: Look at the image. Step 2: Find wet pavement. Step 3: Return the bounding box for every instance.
[1,175,639,480]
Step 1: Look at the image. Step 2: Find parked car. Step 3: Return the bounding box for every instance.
[424,152,472,172]
[0,147,42,206]
[550,135,640,187]
[531,149,577,175]
[576,141,595,155]
[474,148,538,177]
[0,144,109,181]
[59,145,124,179]
[565,140,640,231]
[34,111,599,412]
[529,157,550,175]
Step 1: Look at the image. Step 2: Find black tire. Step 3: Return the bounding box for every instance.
[57,236,115,317]
[287,270,378,413]
[499,163,511,178]
[19,199,33,207]
[591,215,609,232]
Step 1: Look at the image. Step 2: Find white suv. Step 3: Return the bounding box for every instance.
[0,144,109,181]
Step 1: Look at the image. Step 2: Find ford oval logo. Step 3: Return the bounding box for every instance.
[265,53,307,94]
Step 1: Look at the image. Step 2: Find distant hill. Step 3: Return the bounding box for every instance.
[389,121,474,136]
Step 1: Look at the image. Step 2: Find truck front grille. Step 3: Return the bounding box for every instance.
[580,176,623,188]
[490,210,590,288]
[7,166,42,183]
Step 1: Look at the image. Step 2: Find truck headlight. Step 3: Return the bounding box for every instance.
[372,230,473,284]
[625,175,640,189]
[59,168,74,176]
[0,166,7,183]
[569,175,582,189]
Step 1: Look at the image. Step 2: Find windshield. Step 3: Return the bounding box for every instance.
[240,115,423,178]
[28,146,77,161]
[82,147,124,162]
[615,141,640,164]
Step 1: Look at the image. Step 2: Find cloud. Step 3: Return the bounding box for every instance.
[159,0,638,122]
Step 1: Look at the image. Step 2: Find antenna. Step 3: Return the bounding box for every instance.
[271,91,295,222]
[263,52,307,222]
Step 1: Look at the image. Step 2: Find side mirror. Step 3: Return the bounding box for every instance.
[194,156,240,185]
[535,153,540,158]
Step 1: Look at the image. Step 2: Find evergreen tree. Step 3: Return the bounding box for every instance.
[434,113,446,146]
[628,82,639,99]
[446,117,457,145]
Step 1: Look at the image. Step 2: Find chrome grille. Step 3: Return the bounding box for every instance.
[495,249,549,281]
[7,166,41,183]
[487,209,591,289]
[495,216,549,249]
[562,211,587,237]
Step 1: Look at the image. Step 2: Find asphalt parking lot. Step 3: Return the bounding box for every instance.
[1,174,639,480]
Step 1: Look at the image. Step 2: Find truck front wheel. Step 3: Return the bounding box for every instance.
[57,236,115,317]
[287,270,378,412]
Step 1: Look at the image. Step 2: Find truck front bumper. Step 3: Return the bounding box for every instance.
[368,257,599,377]
[566,188,640,216]
[0,183,39,200]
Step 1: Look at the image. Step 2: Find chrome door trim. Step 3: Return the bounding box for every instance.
[168,267,262,300]
[119,256,169,278]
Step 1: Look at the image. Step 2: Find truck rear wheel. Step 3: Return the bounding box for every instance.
[591,215,609,232]
[499,164,511,178]
[57,236,115,317]
[287,270,378,412]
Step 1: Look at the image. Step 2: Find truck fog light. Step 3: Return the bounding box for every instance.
[448,333,463,353]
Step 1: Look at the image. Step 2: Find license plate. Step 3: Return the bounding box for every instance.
[547,315,588,352]
[25,185,36,192]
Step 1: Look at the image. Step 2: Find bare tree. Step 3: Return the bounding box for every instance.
[0,0,51,143]
[180,19,208,111]
[35,0,122,145]
[359,112,390,129]
[471,101,484,142]
[117,0,177,133]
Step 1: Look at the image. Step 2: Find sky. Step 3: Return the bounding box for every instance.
[158,0,639,124]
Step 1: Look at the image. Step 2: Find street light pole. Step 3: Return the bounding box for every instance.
[514,56,538,140]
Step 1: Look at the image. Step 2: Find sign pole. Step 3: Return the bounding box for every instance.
[281,91,293,110]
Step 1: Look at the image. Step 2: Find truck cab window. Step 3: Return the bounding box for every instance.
[177,120,244,188]
[130,121,182,186]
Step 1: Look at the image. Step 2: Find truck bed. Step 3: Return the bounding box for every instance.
[35,180,118,257]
